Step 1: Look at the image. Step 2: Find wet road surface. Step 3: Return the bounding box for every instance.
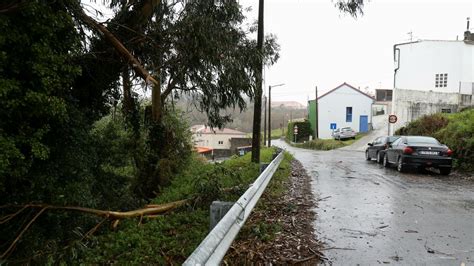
[274,140,474,265]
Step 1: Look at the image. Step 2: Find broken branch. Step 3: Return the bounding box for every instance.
[1,207,48,259]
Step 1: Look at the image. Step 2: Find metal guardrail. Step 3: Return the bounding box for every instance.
[183,150,285,265]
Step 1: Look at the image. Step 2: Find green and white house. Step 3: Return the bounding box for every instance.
[308,83,374,139]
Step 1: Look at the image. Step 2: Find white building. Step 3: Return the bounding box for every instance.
[392,30,474,132]
[190,125,249,156]
[317,83,374,139]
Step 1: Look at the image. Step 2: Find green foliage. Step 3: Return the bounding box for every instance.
[435,110,474,171]
[77,210,209,264]
[133,108,194,199]
[0,0,282,262]
[395,113,449,136]
[395,109,474,171]
[297,139,347,150]
[287,121,311,143]
[0,2,82,200]
[76,148,291,264]
[294,134,366,150]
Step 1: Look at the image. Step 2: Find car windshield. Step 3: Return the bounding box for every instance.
[341,127,352,131]
[406,136,439,145]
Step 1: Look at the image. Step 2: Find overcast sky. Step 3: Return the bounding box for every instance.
[240,0,473,104]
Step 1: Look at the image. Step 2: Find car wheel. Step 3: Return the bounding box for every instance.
[439,168,451,175]
[365,150,371,161]
[376,152,383,164]
[397,157,406,173]
[383,154,390,168]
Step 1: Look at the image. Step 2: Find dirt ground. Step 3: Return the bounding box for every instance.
[224,159,325,265]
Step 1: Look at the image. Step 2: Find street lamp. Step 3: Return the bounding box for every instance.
[268,83,285,147]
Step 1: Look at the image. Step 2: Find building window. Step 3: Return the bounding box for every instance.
[435,73,448,88]
[441,108,451,113]
[346,107,352,122]
[376,90,393,101]
[218,141,224,145]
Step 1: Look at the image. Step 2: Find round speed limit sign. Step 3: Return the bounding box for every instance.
[388,115,397,124]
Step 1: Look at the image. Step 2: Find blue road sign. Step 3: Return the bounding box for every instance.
[330,123,337,130]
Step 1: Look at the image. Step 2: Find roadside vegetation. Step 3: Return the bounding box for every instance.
[76,148,288,264]
[294,134,364,150]
[0,1,280,263]
[1,0,365,263]
[396,108,474,171]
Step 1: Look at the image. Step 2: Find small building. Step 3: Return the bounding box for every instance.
[308,83,374,139]
[191,125,250,158]
[392,25,474,133]
[373,89,393,116]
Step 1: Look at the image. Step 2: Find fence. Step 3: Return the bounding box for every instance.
[183,150,284,265]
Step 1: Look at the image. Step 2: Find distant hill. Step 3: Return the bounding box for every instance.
[271,101,306,109]
[173,96,306,133]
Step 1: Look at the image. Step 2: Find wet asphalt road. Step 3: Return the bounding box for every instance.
[274,140,474,265]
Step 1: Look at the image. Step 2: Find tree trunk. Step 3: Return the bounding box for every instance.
[122,67,133,113]
[151,69,162,122]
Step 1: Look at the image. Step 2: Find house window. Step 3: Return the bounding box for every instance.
[218,141,224,145]
[441,108,451,113]
[435,73,448,88]
[346,107,352,122]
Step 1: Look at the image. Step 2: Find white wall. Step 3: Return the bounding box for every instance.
[392,41,474,134]
[394,41,473,93]
[193,133,246,149]
[318,84,374,139]
[391,89,460,133]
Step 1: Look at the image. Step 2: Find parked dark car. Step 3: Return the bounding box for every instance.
[383,136,453,175]
[366,136,400,163]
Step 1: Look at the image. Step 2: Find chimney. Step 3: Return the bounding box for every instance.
[464,17,474,42]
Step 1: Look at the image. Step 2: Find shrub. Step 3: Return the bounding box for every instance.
[434,110,474,171]
[287,121,311,143]
[395,109,474,171]
[395,113,448,136]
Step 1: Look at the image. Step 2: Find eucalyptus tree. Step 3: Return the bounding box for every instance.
[65,0,280,197]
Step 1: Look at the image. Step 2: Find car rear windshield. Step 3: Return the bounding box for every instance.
[388,136,400,143]
[341,127,352,131]
[406,136,439,145]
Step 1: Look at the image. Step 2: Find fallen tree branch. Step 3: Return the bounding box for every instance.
[2,199,189,220]
[0,205,28,225]
[1,207,48,259]
[1,199,189,260]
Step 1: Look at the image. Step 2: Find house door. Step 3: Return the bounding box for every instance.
[359,115,369,132]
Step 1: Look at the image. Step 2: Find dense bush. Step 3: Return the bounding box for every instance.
[287,121,311,143]
[395,109,474,171]
[434,110,474,171]
[395,113,448,136]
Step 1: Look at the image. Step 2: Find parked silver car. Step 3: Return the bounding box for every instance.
[332,127,356,140]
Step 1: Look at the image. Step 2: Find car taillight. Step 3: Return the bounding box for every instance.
[403,147,413,154]
[446,149,453,156]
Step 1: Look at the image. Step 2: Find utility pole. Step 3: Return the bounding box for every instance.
[268,83,284,147]
[268,86,272,147]
[251,0,264,163]
[315,86,319,139]
[263,96,267,146]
